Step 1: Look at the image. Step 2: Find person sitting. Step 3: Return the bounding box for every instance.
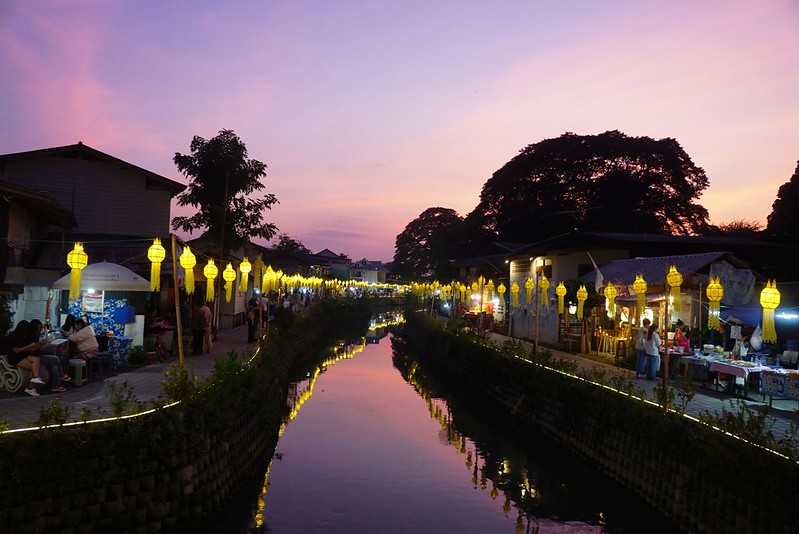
[1,321,47,396]
[69,319,99,359]
[29,319,69,391]
[61,314,79,337]
[673,325,690,353]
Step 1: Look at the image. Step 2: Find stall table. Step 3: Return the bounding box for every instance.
[709,360,769,397]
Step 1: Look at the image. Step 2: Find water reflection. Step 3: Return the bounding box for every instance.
[245,320,674,533]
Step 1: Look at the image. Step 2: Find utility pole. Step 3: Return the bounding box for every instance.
[170,234,185,367]
[214,170,230,337]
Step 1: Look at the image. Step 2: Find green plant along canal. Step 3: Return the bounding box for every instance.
[241,327,677,533]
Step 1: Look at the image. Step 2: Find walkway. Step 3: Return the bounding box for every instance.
[0,325,256,429]
[488,332,799,443]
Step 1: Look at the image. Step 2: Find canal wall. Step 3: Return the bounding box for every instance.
[0,299,371,534]
[398,314,799,534]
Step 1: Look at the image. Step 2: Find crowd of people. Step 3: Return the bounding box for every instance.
[0,315,99,396]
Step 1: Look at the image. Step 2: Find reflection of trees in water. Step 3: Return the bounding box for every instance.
[392,339,608,534]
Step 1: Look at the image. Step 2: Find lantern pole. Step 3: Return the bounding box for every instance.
[698,280,703,350]
[170,234,185,367]
[662,268,670,389]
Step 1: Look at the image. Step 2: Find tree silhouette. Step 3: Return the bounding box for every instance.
[273,233,310,254]
[394,207,462,280]
[469,131,710,243]
[172,129,278,253]
[766,161,799,240]
[706,219,762,237]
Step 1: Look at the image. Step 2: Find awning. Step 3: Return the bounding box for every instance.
[52,261,151,292]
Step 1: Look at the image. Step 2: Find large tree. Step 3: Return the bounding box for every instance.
[469,131,710,243]
[394,207,462,280]
[172,129,278,252]
[766,161,799,239]
[706,219,763,237]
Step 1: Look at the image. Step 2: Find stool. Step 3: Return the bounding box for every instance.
[69,359,87,386]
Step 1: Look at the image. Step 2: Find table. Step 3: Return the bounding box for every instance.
[709,360,769,397]
[761,370,799,407]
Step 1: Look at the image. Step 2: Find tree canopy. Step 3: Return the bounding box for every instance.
[469,130,710,243]
[706,219,763,237]
[171,129,278,252]
[766,161,799,240]
[393,207,462,280]
[272,233,310,254]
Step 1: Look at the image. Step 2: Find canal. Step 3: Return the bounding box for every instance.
[243,326,677,533]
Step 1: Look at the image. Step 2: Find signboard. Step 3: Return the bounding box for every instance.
[82,291,104,314]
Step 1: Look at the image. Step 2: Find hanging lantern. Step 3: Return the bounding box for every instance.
[510,282,520,308]
[632,274,647,318]
[524,277,534,305]
[253,255,264,292]
[66,242,88,300]
[576,285,588,320]
[539,275,550,309]
[604,283,618,318]
[706,277,724,330]
[239,257,252,292]
[203,259,218,302]
[471,281,479,295]
[497,283,506,307]
[179,245,196,295]
[263,265,275,292]
[223,263,237,303]
[555,282,567,315]
[459,283,467,301]
[666,265,683,314]
[486,280,495,300]
[147,238,166,292]
[760,280,780,344]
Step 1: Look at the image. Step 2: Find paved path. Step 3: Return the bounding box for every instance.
[0,325,256,429]
[488,332,799,444]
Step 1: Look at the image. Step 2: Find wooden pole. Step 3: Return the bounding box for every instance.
[662,274,670,390]
[171,234,185,367]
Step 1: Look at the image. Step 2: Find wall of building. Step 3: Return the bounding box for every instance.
[1,155,174,236]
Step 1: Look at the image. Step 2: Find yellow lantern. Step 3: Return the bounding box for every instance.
[666,265,683,314]
[497,283,506,306]
[632,274,647,318]
[604,283,618,318]
[203,259,218,302]
[263,265,275,292]
[524,277,534,305]
[239,257,251,292]
[510,282,520,308]
[576,285,588,320]
[459,283,467,301]
[539,275,550,309]
[486,280,495,301]
[179,245,196,295]
[471,281,479,294]
[555,282,567,315]
[147,238,166,292]
[760,280,780,344]
[706,277,724,330]
[222,262,237,303]
[66,242,88,300]
[253,255,264,292]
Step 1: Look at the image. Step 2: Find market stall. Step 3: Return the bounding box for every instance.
[52,261,151,359]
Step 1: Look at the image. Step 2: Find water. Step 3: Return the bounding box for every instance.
[247,330,676,533]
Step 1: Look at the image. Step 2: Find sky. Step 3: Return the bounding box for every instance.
[1,0,797,261]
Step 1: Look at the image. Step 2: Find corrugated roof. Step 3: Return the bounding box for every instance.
[583,251,742,286]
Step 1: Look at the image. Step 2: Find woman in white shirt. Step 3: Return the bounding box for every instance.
[68,319,99,359]
[644,324,662,380]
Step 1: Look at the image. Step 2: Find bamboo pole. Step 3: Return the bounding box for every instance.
[170,234,185,367]
[662,270,670,390]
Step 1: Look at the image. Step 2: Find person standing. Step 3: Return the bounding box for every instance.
[246,296,258,343]
[199,302,213,353]
[634,318,651,378]
[644,323,662,380]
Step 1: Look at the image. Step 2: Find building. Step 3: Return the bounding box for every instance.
[0,142,185,329]
[309,248,351,279]
[350,259,386,284]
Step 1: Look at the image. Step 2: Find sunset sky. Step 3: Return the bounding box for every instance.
[1,0,797,260]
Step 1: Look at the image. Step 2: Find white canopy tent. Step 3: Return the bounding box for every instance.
[53,261,150,292]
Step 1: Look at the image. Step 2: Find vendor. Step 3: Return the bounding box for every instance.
[69,319,99,359]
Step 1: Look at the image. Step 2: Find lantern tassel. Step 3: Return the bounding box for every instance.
[206,279,214,302]
[709,301,720,330]
[225,281,233,303]
[185,268,194,295]
[763,308,776,344]
[240,272,248,292]
[671,285,680,312]
[70,268,81,301]
[577,300,585,320]
[151,262,161,292]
